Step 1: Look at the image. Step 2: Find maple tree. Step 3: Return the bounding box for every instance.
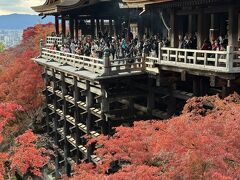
[0,102,22,144]
[0,103,49,178]
[0,23,54,179]
[71,93,240,179]
[10,129,49,177]
[0,23,54,110]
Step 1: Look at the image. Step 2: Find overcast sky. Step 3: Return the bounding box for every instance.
[0,0,45,15]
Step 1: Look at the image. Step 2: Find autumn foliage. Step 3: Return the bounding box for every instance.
[0,103,48,179]
[0,24,54,179]
[72,93,240,180]
[10,130,49,177]
[0,23,54,110]
[0,103,22,144]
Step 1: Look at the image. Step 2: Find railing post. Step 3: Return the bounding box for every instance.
[158,42,163,63]
[103,48,111,75]
[226,46,234,72]
[40,39,44,57]
[142,52,146,70]
[61,35,64,45]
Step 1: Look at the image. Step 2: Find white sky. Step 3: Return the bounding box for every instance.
[0,0,45,15]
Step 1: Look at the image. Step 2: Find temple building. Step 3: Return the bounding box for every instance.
[32,0,240,178]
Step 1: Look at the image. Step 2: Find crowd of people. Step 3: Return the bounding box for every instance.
[178,33,229,51]
[49,31,172,60]
[49,30,230,61]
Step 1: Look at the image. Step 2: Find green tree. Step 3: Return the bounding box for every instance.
[0,43,5,53]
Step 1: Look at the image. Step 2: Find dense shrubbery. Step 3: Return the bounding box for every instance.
[72,93,240,179]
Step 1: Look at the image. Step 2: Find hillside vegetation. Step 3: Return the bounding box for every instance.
[0,23,54,179]
[71,94,240,180]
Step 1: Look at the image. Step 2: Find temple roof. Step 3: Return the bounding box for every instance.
[32,0,112,15]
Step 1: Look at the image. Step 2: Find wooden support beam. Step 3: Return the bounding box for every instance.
[147,78,155,114]
[86,80,94,161]
[188,14,193,35]
[100,19,104,32]
[96,19,100,36]
[193,77,200,96]
[43,68,50,133]
[62,16,66,37]
[170,9,177,48]
[209,13,219,43]
[55,15,60,35]
[74,18,79,41]
[222,85,229,98]
[114,18,120,36]
[101,87,109,135]
[109,19,114,37]
[197,9,204,49]
[52,69,59,146]
[73,77,81,162]
[167,83,176,117]
[55,153,60,179]
[86,81,93,135]
[228,6,238,48]
[60,72,71,176]
[90,19,95,38]
[69,16,74,40]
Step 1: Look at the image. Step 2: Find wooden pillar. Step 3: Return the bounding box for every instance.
[61,72,70,176]
[101,88,109,135]
[69,16,74,39]
[147,78,155,114]
[210,13,219,42]
[96,19,100,36]
[101,19,105,32]
[197,10,204,49]
[51,69,60,178]
[52,69,59,146]
[210,14,215,29]
[44,68,50,133]
[55,15,60,35]
[222,85,230,98]
[199,77,204,96]
[109,19,114,37]
[86,81,93,161]
[86,81,93,135]
[73,77,81,163]
[90,19,95,38]
[228,6,238,48]
[74,18,79,41]
[193,77,200,96]
[188,14,193,36]
[114,18,121,36]
[167,83,176,117]
[170,9,177,47]
[62,15,66,37]
[55,153,60,179]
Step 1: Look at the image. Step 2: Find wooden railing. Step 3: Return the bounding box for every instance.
[109,57,144,75]
[146,45,240,73]
[41,48,104,74]
[46,36,63,47]
[40,47,144,76]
